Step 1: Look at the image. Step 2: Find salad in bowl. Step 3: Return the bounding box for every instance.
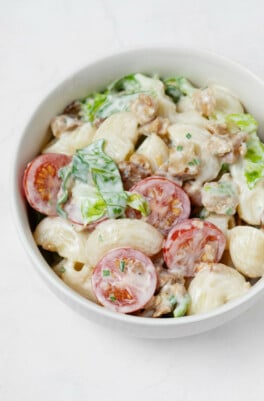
[23,72,264,318]
[13,48,264,338]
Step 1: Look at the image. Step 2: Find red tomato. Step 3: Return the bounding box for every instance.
[128,176,191,236]
[23,153,71,216]
[92,247,157,314]
[163,219,226,277]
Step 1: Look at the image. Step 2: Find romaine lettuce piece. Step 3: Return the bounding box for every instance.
[81,73,160,123]
[225,113,264,188]
[107,74,142,93]
[56,139,149,223]
[163,77,196,101]
[244,132,264,188]
[226,113,258,134]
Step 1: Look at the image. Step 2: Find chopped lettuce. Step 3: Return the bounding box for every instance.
[77,139,128,219]
[203,180,236,197]
[80,73,160,123]
[226,113,258,134]
[163,77,196,101]
[244,132,264,188]
[80,188,107,223]
[126,192,150,216]
[107,74,142,93]
[56,139,149,224]
[171,293,191,317]
[224,113,264,188]
[57,164,72,218]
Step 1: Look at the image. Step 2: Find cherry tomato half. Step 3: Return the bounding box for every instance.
[92,247,157,314]
[23,153,71,216]
[163,219,226,277]
[127,176,191,236]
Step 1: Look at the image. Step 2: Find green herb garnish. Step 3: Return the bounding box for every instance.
[120,260,126,272]
[188,158,199,166]
[225,208,233,215]
[186,133,192,139]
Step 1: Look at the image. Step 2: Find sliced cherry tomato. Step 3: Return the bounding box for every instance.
[127,176,191,236]
[92,247,157,314]
[163,219,226,277]
[23,153,71,216]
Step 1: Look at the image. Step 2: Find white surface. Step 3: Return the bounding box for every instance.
[1,0,264,399]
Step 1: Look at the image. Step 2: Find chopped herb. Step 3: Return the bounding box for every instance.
[199,208,209,220]
[120,259,126,272]
[203,184,211,192]
[169,295,177,306]
[220,163,229,174]
[98,234,104,242]
[109,294,116,302]
[163,77,196,98]
[176,145,183,151]
[173,294,191,317]
[186,133,192,139]
[59,266,66,274]
[103,269,110,277]
[188,158,199,166]
[225,207,233,216]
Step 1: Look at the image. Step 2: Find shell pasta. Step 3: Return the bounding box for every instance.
[23,73,264,318]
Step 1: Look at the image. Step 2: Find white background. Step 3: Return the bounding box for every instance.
[1,1,264,400]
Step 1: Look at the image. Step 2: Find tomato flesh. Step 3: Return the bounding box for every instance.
[163,219,226,277]
[92,247,157,314]
[128,176,191,236]
[23,153,71,216]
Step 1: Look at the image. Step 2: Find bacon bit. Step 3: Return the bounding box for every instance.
[130,94,158,125]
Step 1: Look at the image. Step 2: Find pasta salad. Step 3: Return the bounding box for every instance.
[23,73,264,318]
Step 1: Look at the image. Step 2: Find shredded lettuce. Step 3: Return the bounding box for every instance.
[57,139,149,223]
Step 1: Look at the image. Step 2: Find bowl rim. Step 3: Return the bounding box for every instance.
[11,45,264,330]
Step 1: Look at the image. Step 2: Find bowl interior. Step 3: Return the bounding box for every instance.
[12,47,264,338]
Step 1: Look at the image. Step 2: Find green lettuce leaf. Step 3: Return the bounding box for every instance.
[224,113,264,188]
[80,73,154,123]
[56,139,149,223]
[244,132,264,188]
[226,113,258,134]
[126,192,150,217]
[163,77,196,101]
[170,293,191,317]
[77,139,127,218]
[107,74,142,93]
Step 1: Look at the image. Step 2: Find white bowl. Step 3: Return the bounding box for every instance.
[12,47,264,338]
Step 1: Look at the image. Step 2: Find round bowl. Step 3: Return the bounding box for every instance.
[12,47,264,338]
